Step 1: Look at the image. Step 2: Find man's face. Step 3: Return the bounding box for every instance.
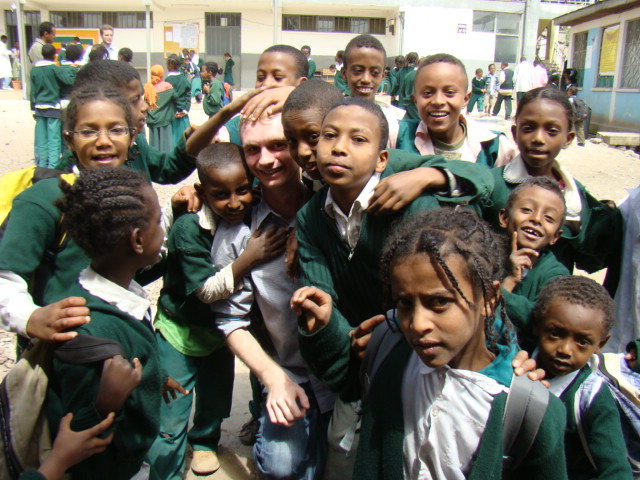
[44,27,56,44]
[101,29,114,47]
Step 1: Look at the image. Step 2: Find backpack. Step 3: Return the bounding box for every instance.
[0,335,125,480]
[571,97,590,121]
[362,321,550,473]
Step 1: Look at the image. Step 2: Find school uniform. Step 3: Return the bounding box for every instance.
[390,66,411,108]
[484,73,499,113]
[147,207,234,479]
[165,71,192,146]
[396,115,516,167]
[398,66,419,120]
[354,341,568,480]
[223,58,235,86]
[203,77,225,118]
[307,57,316,78]
[45,268,162,480]
[377,102,405,149]
[484,156,623,280]
[146,83,177,155]
[502,250,570,351]
[334,64,350,96]
[30,60,75,169]
[468,75,486,113]
[548,365,632,479]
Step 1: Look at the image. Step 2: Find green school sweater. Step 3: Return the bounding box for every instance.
[297,155,494,400]
[484,166,623,277]
[226,115,242,147]
[203,78,224,117]
[155,212,226,356]
[353,340,568,480]
[307,58,316,78]
[147,88,177,128]
[166,73,191,112]
[472,76,485,94]
[502,250,570,352]
[29,62,75,110]
[399,67,419,120]
[556,367,632,480]
[334,70,350,96]
[45,281,162,480]
[59,63,79,100]
[390,66,410,97]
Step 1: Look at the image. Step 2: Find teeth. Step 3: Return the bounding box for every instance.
[522,227,541,237]
[430,112,448,117]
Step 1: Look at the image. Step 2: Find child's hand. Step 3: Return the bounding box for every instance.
[202,83,210,94]
[227,85,274,117]
[244,226,290,266]
[284,230,300,279]
[162,377,189,404]
[175,111,187,119]
[95,356,142,417]
[625,346,638,370]
[350,315,386,360]
[38,413,115,480]
[241,86,295,122]
[26,297,90,342]
[368,168,446,216]
[503,232,538,291]
[512,350,550,388]
[171,185,201,215]
[290,286,333,333]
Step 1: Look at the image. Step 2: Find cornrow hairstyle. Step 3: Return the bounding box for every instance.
[532,275,615,335]
[282,79,343,117]
[262,45,308,79]
[74,60,140,90]
[344,34,386,66]
[196,143,251,185]
[380,208,512,352]
[418,53,468,84]
[516,86,574,131]
[54,167,151,259]
[167,54,181,71]
[64,85,133,135]
[324,97,389,150]
[505,176,566,219]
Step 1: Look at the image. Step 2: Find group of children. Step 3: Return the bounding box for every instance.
[1,30,635,480]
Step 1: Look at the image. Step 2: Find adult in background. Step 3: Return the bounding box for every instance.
[83,24,117,62]
[0,35,12,90]
[223,52,234,87]
[533,59,548,88]
[492,62,514,121]
[513,56,534,103]
[28,21,56,64]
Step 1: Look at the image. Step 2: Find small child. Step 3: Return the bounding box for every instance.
[165,54,191,146]
[143,64,176,154]
[397,51,419,120]
[396,53,516,166]
[47,167,173,479]
[30,43,75,169]
[148,143,287,478]
[223,52,234,87]
[467,67,485,114]
[58,44,83,109]
[567,86,589,147]
[334,49,349,96]
[117,47,133,64]
[294,208,568,479]
[533,276,633,479]
[484,63,499,115]
[498,177,570,348]
[201,61,224,118]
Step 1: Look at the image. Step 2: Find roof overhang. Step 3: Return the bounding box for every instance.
[554,0,640,27]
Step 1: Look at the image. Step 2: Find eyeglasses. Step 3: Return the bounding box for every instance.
[66,126,135,141]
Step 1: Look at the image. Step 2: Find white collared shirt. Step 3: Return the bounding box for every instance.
[324,172,380,250]
[402,352,508,479]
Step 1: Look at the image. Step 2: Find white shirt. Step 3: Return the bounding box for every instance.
[402,352,508,479]
[514,60,535,92]
[324,172,380,250]
[377,101,405,149]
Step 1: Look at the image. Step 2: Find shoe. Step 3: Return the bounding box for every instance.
[191,450,220,475]
[238,418,259,446]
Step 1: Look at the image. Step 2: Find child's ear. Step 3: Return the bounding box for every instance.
[296,77,308,86]
[597,333,611,352]
[498,209,509,229]
[511,124,517,142]
[463,90,471,109]
[563,130,576,149]
[130,227,144,255]
[548,227,563,246]
[63,131,75,152]
[194,182,203,197]
[411,92,417,106]
[375,150,389,174]
[341,66,347,84]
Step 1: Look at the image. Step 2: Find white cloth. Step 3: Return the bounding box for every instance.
[0,271,38,337]
[402,352,507,479]
[377,101,405,149]
[514,61,535,92]
[0,41,12,78]
[324,172,380,250]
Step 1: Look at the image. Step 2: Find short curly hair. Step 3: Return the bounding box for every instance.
[505,176,566,219]
[532,275,615,335]
[324,97,389,150]
[54,167,152,259]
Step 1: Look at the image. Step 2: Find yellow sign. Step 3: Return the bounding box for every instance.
[599,24,619,76]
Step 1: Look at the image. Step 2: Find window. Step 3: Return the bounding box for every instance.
[596,24,619,88]
[282,14,386,35]
[473,11,520,63]
[49,11,152,28]
[458,24,467,34]
[571,31,588,87]
[473,11,495,33]
[622,18,640,89]
[205,13,240,27]
[496,13,520,35]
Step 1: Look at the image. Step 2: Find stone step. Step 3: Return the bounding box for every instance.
[597,132,640,147]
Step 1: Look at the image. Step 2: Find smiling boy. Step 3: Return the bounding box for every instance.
[396,53,515,166]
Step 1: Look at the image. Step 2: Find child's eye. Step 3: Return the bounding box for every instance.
[429,297,452,311]
[520,207,532,214]
[323,131,336,139]
[308,133,320,143]
[352,136,367,144]
[544,215,556,223]
[394,297,413,311]
[576,337,592,348]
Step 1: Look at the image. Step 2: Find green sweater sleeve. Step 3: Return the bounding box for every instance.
[18,472,47,480]
[203,79,224,117]
[131,133,196,184]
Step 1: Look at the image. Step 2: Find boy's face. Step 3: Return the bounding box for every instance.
[412,62,470,142]
[283,107,323,180]
[489,64,496,75]
[342,47,385,102]
[256,52,304,88]
[476,70,483,78]
[316,105,388,193]
[301,48,310,58]
[498,186,564,251]
[535,299,609,377]
[121,79,148,134]
[196,164,253,224]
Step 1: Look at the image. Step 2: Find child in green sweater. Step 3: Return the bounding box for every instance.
[533,276,633,479]
[467,67,485,114]
[201,61,224,118]
[498,176,570,348]
[166,54,192,147]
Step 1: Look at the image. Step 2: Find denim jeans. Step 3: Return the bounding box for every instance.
[254,382,331,480]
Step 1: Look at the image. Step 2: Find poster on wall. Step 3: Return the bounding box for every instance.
[53,29,100,60]
[599,24,619,76]
[163,23,199,57]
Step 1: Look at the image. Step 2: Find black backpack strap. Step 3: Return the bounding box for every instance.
[52,334,125,364]
[502,374,550,473]
[360,319,404,402]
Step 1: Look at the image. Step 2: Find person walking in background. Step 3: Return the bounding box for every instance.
[533,59,548,88]
[484,63,499,115]
[223,52,234,88]
[492,62,514,120]
[514,56,534,103]
[0,35,13,90]
[28,21,56,64]
[301,45,316,78]
[467,67,485,115]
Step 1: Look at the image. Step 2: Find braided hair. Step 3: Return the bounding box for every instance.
[54,167,151,259]
[379,208,512,351]
[64,85,133,135]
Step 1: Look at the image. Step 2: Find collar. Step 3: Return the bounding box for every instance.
[197,203,218,233]
[79,267,150,322]
[251,196,294,230]
[166,71,181,77]
[503,155,582,219]
[34,59,56,67]
[415,115,498,158]
[324,172,380,219]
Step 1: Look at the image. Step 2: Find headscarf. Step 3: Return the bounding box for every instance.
[144,64,167,110]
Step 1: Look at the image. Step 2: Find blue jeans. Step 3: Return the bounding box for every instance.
[254,382,331,480]
[146,332,234,480]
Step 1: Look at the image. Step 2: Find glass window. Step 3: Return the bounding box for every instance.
[495,35,519,64]
[283,15,299,31]
[572,31,588,87]
[370,18,385,35]
[473,11,495,33]
[335,17,350,33]
[496,13,520,35]
[316,17,334,33]
[351,18,369,34]
[622,18,640,88]
[83,13,102,29]
[300,16,316,31]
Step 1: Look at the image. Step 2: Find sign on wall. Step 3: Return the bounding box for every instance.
[163,23,199,57]
[599,24,619,76]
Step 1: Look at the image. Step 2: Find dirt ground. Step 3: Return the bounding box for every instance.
[0,87,638,479]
